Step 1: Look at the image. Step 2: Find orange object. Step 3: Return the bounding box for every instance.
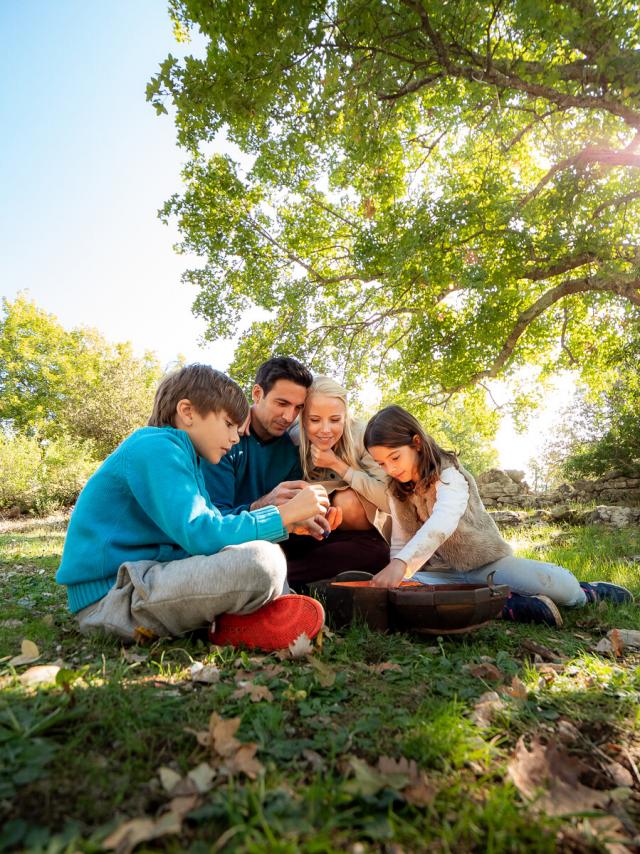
[209,594,325,651]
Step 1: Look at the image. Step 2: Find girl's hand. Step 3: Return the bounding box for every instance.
[370,559,408,588]
[310,444,348,476]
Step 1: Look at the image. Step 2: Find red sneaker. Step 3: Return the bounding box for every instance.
[209,594,325,651]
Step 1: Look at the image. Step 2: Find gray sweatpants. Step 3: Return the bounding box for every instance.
[75,541,288,641]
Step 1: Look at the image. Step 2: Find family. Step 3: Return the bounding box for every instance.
[56,357,632,650]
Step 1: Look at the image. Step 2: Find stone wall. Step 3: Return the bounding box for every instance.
[476,468,640,509]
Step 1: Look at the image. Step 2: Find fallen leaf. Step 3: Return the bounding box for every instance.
[132,626,158,645]
[8,639,40,667]
[344,755,436,805]
[224,743,264,779]
[469,663,503,682]
[577,815,632,854]
[231,681,274,702]
[184,726,210,748]
[556,720,581,744]
[368,662,402,674]
[472,691,505,727]
[19,664,61,687]
[520,639,564,662]
[604,759,633,788]
[289,633,314,659]
[209,713,241,757]
[190,662,221,684]
[158,767,182,794]
[167,794,200,819]
[344,757,386,797]
[302,748,326,771]
[507,737,613,816]
[102,812,181,854]
[122,649,148,664]
[309,657,336,687]
[504,676,528,700]
[608,629,625,657]
[610,629,640,648]
[187,762,216,793]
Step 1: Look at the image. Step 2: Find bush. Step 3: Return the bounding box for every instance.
[0,434,98,515]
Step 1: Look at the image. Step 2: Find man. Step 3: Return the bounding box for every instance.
[203,356,390,584]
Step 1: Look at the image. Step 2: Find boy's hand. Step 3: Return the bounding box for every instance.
[291,506,343,540]
[251,480,308,509]
[369,559,408,588]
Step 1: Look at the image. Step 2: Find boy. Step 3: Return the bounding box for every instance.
[56,365,328,649]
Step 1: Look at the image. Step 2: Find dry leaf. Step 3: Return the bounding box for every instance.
[504,676,528,700]
[122,649,147,664]
[231,681,274,702]
[363,197,376,218]
[190,662,221,684]
[507,737,613,816]
[159,767,182,794]
[608,629,624,657]
[209,713,241,757]
[132,626,158,645]
[610,629,640,648]
[8,639,40,667]
[167,794,200,819]
[472,691,505,727]
[19,664,60,687]
[224,743,264,779]
[309,657,336,687]
[556,720,581,744]
[289,633,314,659]
[344,755,435,805]
[578,815,633,854]
[604,759,633,788]
[187,762,216,793]
[184,726,210,748]
[469,663,503,682]
[302,748,326,771]
[368,662,402,674]
[102,812,181,854]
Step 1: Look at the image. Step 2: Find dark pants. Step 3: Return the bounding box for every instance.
[282,529,390,586]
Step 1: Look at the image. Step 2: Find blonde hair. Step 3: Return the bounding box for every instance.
[299,376,360,479]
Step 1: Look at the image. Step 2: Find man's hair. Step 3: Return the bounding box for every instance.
[148,364,249,428]
[254,356,313,396]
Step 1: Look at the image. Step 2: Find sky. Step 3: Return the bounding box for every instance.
[0,1,573,476]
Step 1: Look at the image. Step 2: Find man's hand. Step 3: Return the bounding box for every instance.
[251,480,308,510]
[369,559,409,588]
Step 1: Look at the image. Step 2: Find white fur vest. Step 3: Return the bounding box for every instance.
[389,466,512,571]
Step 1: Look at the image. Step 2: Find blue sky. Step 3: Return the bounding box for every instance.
[0,0,229,368]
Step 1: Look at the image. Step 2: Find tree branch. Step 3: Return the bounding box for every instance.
[443,276,640,392]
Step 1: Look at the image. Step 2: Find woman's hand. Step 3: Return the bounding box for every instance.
[310,444,348,476]
[370,559,408,588]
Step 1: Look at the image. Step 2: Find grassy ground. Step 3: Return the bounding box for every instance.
[1,519,640,853]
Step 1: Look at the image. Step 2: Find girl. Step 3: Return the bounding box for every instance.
[363,405,632,625]
[284,377,391,585]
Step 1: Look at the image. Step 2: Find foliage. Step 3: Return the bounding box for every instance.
[544,372,640,482]
[149,0,640,410]
[0,433,98,514]
[0,295,163,457]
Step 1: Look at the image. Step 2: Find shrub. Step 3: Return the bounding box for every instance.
[0,433,98,515]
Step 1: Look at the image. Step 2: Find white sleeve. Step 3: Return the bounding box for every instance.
[392,468,469,577]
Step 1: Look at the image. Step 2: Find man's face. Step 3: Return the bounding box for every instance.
[252,379,307,438]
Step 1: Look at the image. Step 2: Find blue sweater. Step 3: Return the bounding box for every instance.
[56,426,287,613]
[202,427,303,514]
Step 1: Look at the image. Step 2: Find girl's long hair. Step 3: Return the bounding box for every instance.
[299,376,360,479]
[364,405,458,501]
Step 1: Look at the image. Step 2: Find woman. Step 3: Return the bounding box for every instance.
[363,405,632,625]
[284,377,391,585]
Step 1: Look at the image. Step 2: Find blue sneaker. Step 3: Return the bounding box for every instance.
[580,582,633,605]
[502,592,563,627]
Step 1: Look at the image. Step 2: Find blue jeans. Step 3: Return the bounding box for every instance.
[413,555,587,607]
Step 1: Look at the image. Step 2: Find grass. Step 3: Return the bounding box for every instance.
[1,520,640,852]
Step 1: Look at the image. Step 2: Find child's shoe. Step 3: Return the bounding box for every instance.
[209,594,325,651]
[502,592,563,627]
[579,582,633,605]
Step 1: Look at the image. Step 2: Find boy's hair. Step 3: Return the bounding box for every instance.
[255,356,313,396]
[148,364,249,428]
[364,405,459,501]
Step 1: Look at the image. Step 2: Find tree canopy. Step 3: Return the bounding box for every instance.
[0,295,164,457]
[149,0,640,410]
